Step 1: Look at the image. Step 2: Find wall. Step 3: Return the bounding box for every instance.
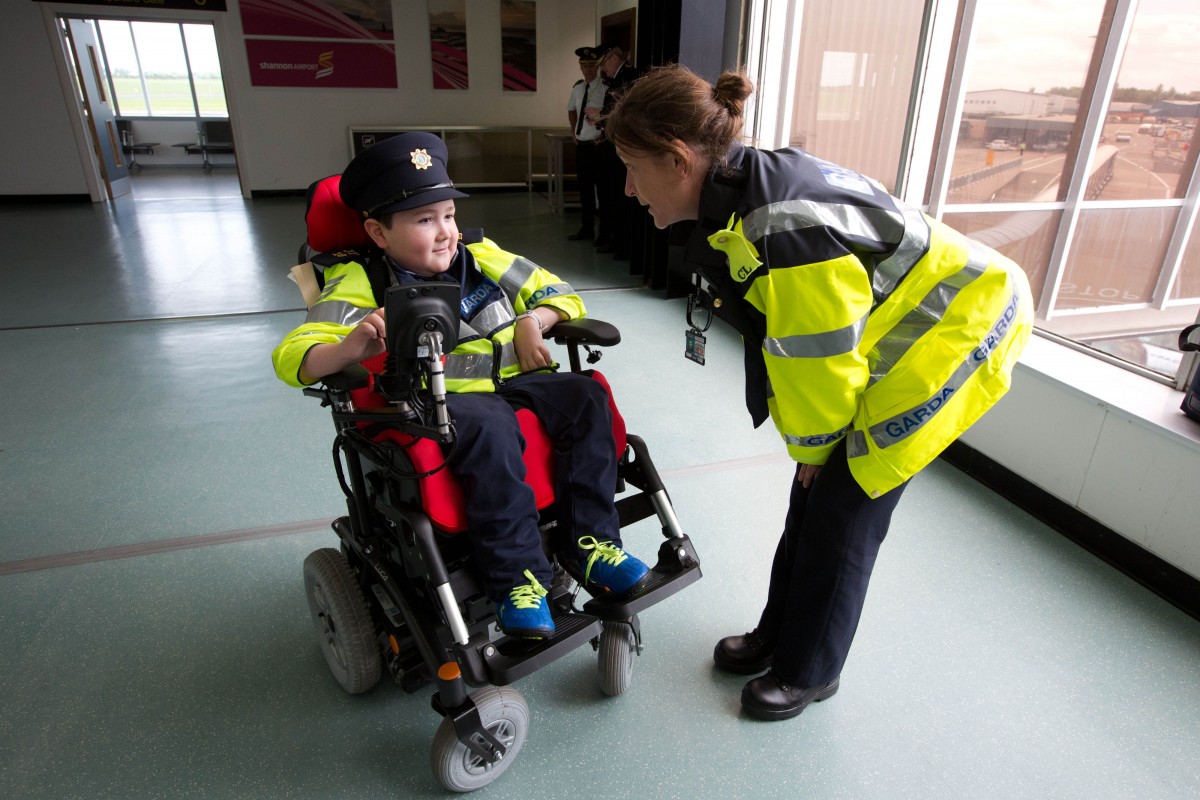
[961,335,1200,582]
[0,0,597,196]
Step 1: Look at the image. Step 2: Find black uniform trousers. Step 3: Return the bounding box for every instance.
[575,139,599,232]
[444,371,622,601]
[756,439,908,688]
[596,139,632,256]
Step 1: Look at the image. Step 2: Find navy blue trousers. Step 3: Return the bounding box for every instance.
[756,440,908,687]
[444,372,622,601]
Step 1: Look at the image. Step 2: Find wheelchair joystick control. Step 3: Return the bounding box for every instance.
[420,330,453,438]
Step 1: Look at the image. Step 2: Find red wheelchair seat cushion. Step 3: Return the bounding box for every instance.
[306,175,370,253]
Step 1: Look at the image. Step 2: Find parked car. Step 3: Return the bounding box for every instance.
[986,139,1011,150]
[1115,130,1132,143]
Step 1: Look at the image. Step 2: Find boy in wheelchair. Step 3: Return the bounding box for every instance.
[271,131,651,639]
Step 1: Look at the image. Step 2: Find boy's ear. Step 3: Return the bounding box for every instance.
[363,218,388,248]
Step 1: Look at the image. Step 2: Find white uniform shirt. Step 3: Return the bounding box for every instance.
[567,76,605,142]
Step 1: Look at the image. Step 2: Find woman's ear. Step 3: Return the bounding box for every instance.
[671,139,695,177]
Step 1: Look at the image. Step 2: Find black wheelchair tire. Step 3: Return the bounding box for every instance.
[302,547,382,695]
[429,686,529,793]
[597,618,637,697]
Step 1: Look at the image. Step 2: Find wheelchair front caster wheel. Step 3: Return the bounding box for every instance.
[597,618,638,697]
[430,686,529,792]
[302,548,382,694]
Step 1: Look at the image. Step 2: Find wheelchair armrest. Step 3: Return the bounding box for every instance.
[318,364,371,392]
[550,318,621,347]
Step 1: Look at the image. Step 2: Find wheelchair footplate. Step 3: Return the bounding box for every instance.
[475,609,603,686]
[569,534,702,620]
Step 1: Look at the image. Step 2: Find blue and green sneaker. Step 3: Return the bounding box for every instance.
[578,536,651,598]
[495,570,555,639]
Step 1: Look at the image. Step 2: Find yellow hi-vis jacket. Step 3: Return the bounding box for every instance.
[686,144,1033,497]
[272,237,585,392]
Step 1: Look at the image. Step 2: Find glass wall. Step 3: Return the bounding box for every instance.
[750,0,1200,385]
[783,0,926,193]
[97,20,226,118]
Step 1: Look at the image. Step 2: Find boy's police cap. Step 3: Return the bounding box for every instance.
[339,131,468,219]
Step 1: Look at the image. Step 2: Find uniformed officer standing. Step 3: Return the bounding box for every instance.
[567,46,605,241]
[605,65,1033,720]
[589,45,640,260]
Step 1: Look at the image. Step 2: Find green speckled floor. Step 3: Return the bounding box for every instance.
[2,170,1198,800]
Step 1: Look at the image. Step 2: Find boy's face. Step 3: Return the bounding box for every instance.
[365,199,459,277]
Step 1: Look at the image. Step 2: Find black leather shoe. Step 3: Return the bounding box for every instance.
[567,228,593,241]
[741,672,840,721]
[713,630,774,674]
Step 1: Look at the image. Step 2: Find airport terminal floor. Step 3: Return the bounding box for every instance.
[2,168,1198,799]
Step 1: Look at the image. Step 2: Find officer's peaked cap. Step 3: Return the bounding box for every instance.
[339,131,468,219]
[574,46,602,63]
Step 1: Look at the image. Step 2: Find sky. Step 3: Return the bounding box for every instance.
[966,0,1200,95]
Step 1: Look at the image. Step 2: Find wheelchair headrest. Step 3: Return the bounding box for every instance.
[305,175,370,253]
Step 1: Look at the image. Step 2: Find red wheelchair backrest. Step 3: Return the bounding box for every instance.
[306,174,370,253]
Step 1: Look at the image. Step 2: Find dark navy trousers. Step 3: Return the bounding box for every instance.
[444,371,622,601]
[756,440,908,688]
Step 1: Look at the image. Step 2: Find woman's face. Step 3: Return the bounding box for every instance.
[617,145,705,229]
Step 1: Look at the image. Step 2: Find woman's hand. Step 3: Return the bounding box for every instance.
[798,463,822,489]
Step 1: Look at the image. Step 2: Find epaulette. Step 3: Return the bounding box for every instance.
[573,79,584,86]
[311,247,369,268]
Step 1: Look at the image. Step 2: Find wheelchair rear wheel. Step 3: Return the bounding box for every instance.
[597,618,637,697]
[302,548,382,695]
[430,685,530,793]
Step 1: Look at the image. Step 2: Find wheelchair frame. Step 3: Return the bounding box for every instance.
[299,313,702,792]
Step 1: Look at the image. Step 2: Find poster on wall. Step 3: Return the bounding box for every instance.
[500,0,536,92]
[429,0,469,90]
[241,0,397,88]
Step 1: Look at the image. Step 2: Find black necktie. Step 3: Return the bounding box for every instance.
[576,83,588,136]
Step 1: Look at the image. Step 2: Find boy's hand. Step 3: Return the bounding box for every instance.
[340,308,387,362]
[514,315,553,372]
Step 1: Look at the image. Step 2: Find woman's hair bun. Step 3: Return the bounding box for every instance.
[713,72,753,115]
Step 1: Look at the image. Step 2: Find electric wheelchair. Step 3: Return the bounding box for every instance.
[291,177,702,793]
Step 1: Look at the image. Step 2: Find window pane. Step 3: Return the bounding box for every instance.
[1056,206,1179,310]
[1092,0,1200,201]
[1173,225,1200,301]
[943,209,1061,309]
[950,0,1106,204]
[131,22,194,117]
[787,0,925,192]
[97,20,147,116]
[182,24,226,117]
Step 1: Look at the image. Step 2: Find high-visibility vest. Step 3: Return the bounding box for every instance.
[689,144,1033,497]
[272,238,585,392]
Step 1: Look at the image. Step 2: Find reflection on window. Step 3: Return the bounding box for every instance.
[1173,225,1200,302]
[1056,207,1180,310]
[788,0,925,192]
[950,0,1105,204]
[96,20,225,118]
[943,209,1061,309]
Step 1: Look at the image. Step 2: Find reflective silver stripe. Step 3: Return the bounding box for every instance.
[442,341,518,380]
[316,275,343,303]
[866,286,1021,449]
[469,297,516,336]
[305,300,373,327]
[498,256,538,296]
[846,429,869,458]
[867,239,992,386]
[764,314,866,359]
[741,199,905,249]
[872,203,931,297]
[782,425,848,450]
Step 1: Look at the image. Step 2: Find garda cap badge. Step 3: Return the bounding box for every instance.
[410,149,433,170]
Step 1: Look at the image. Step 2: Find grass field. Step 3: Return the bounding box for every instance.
[111,76,226,116]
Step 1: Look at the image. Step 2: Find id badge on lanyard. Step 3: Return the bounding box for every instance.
[685,279,718,366]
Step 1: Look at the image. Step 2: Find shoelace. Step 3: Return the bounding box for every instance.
[578,536,628,584]
[507,569,548,610]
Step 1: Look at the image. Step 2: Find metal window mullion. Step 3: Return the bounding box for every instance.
[1150,147,1200,309]
[130,21,152,116]
[178,23,201,118]
[1037,0,1138,321]
[926,0,980,220]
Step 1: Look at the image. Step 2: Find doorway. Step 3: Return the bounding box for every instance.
[53,14,240,201]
